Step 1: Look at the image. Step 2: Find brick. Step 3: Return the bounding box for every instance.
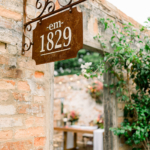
[17,104,44,114]
[0,92,9,102]
[0,130,13,141]
[7,44,18,55]
[24,70,33,79]
[13,93,31,102]
[24,49,32,57]
[18,81,30,91]
[0,140,32,150]
[0,117,23,128]
[0,6,22,21]
[34,96,45,103]
[118,103,125,110]
[25,116,34,127]
[18,57,36,70]
[25,116,44,127]
[15,127,45,139]
[0,55,9,65]
[118,117,124,126]
[34,137,46,147]
[93,18,99,34]
[0,42,7,53]
[34,71,44,78]
[35,117,45,126]
[0,67,23,79]
[0,17,13,30]
[0,79,15,90]
[0,105,16,115]
[55,0,60,10]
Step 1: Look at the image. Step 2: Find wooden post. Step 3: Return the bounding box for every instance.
[103,64,118,150]
[74,133,77,149]
[64,132,67,150]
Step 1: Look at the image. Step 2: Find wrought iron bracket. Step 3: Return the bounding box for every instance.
[22,0,86,55]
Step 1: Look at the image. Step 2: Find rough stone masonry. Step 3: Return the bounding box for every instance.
[0,0,142,150]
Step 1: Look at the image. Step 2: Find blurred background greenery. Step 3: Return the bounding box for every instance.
[54,49,102,76]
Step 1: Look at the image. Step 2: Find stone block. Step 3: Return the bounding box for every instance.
[17,104,44,114]
[13,92,31,102]
[0,6,22,21]
[0,130,13,141]
[17,81,31,91]
[0,105,16,115]
[0,92,9,102]
[34,137,46,147]
[0,117,23,128]
[34,96,45,103]
[34,71,44,78]
[14,127,45,139]
[0,140,32,150]
[7,44,17,55]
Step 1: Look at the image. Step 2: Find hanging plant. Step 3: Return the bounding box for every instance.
[87,81,103,104]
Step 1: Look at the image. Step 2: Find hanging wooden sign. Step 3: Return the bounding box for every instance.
[32,7,83,65]
[22,0,86,65]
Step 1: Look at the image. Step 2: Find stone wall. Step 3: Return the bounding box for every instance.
[0,0,54,150]
[54,75,103,126]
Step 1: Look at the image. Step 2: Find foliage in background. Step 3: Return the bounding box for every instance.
[81,18,150,150]
[87,81,103,104]
[54,49,102,76]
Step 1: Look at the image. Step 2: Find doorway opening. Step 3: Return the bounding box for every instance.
[53,49,104,150]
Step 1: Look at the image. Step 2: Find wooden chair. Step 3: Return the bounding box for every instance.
[82,133,93,149]
[53,135,63,150]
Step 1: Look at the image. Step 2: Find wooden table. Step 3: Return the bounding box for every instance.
[54,127,94,150]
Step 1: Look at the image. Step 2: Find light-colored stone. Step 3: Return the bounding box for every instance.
[14,127,45,139]
[7,44,17,55]
[34,96,45,103]
[0,92,9,102]
[0,6,22,21]
[0,130,13,141]
[0,117,23,128]
[0,42,6,53]
[0,80,15,90]
[0,105,16,115]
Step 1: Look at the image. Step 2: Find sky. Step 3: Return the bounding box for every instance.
[106,0,150,25]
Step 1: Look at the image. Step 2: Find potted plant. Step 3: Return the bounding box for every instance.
[69,111,80,125]
[87,81,103,104]
[94,114,104,129]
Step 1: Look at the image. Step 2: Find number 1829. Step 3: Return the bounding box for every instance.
[40,26,72,53]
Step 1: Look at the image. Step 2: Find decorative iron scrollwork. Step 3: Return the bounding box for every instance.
[22,0,86,55]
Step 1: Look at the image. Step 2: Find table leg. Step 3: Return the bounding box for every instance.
[64,132,67,150]
[73,133,77,150]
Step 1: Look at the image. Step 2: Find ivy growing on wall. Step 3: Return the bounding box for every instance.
[81,18,150,150]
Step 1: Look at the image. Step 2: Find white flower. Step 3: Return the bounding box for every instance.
[81,69,86,74]
[81,62,92,69]
[81,64,85,69]
[54,71,58,76]
[128,63,133,69]
[78,58,83,62]
[126,60,130,65]
[84,73,90,78]
[84,62,92,68]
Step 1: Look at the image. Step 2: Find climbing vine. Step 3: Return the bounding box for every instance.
[81,18,150,150]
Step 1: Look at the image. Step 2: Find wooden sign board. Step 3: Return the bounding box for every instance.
[32,7,83,65]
